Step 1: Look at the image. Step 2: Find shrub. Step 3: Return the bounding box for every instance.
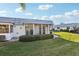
[60,29,69,32]
[19,34,53,42]
[69,30,75,33]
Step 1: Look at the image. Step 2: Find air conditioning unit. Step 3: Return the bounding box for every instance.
[0,35,6,41]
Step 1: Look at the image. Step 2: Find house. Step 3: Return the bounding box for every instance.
[54,23,79,31]
[0,17,53,41]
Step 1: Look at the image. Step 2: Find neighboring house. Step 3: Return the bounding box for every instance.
[54,23,79,31]
[0,17,53,41]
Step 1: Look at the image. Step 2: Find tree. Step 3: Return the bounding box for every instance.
[66,27,70,31]
[19,3,26,12]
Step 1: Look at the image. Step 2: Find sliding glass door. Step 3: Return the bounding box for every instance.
[25,24,33,35]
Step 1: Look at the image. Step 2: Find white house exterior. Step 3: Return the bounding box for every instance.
[0,17,53,41]
[54,23,79,31]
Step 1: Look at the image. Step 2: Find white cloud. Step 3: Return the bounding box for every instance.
[50,15,63,19]
[64,12,72,16]
[32,17,38,19]
[25,12,33,16]
[54,15,63,18]
[65,10,79,17]
[15,7,23,13]
[38,4,53,11]
[50,9,79,20]
[72,10,79,16]
[33,16,49,20]
[41,16,49,20]
[49,16,54,19]
[0,10,7,16]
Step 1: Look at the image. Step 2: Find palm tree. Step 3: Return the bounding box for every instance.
[19,3,26,12]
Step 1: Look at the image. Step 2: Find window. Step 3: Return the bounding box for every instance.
[0,25,9,33]
[30,29,33,35]
[57,27,60,29]
[20,27,22,29]
[25,24,33,35]
[26,30,29,35]
[67,27,70,30]
[16,32,19,34]
[10,25,13,33]
[42,25,48,34]
[39,25,41,34]
[43,25,45,34]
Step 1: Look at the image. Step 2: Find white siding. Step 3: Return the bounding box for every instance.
[34,24,40,35]
[13,25,26,37]
[0,33,12,40]
[48,25,50,34]
[33,24,36,35]
[45,26,48,34]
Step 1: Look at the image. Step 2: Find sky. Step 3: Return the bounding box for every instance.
[0,3,79,25]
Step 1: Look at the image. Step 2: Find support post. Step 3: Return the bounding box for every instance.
[41,24,43,34]
[33,24,35,35]
[48,25,50,34]
[9,24,10,33]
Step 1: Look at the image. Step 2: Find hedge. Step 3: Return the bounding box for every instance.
[19,34,53,42]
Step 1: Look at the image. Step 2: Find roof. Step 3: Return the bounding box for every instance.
[54,23,79,27]
[0,17,53,25]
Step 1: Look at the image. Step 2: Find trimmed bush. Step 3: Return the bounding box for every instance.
[60,29,69,32]
[19,34,53,42]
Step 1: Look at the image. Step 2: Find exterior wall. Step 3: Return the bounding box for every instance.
[25,24,33,35]
[12,25,26,37]
[47,25,50,34]
[69,27,74,31]
[33,24,35,35]
[0,23,13,40]
[54,28,60,31]
[0,23,52,41]
[55,27,68,31]
[0,22,13,25]
[45,24,51,34]
[60,27,67,30]
[0,33,12,40]
[33,24,52,35]
[34,24,40,35]
[45,25,48,34]
[55,26,75,31]
[41,24,43,34]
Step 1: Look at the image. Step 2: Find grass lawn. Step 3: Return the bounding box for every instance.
[54,32,79,42]
[0,32,79,55]
[0,38,79,56]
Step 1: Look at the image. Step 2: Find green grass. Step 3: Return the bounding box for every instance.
[0,38,79,56]
[0,32,79,55]
[54,32,79,42]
